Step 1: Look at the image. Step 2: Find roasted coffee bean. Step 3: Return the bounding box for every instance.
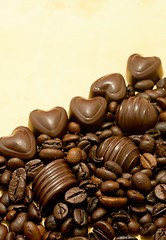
[8,204,26,213]
[151,180,158,188]
[28,203,41,222]
[138,213,152,225]
[127,190,145,204]
[53,202,68,220]
[37,134,51,145]
[7,158,25,171]
[92,207,107,222]
[115,236,138,240]
[77,140,91,153]
[63,133,79,143]
[140,153,157,169]
[8,175,26,203]
[23,221,42,240]
[25,159,44,179]
[39,148,64,162]
[99,129,113,140]
[95,168,117,181]
[45,214,58,231]
[156,141,166,158]
[155,228,166,240]
[139,168,153,179]
[73,208,88,227]
[145,204,154,214]
[5,231,16,240]
[99,196,127,208]
[61,217,73,238]
[155,170,166,183]
[68,122,81,134]
[113,222,128,236]
[129,204,147,215]
[127,85,135,97]
[152,203,166,217]
[16,235,26,240]
[146,190,157,204]
[130,166,142,175]
[0,170,11,187]
[105,161,122,177]
[87,163,96,176]
[116,178,132,189]
[145,89,159,101]
[63,142,76,151]
[131,172,151,193]
[77,163,90,182]
[91,175,102,186]
[134,79,154,91]
[82,133,100,145]
[79,180,99,193]
[111,210,130,224]
[72,226,88,237]
[154,184,166,201]
[0,202,7,219]
[87,197,99,213]
[137,92,151,101]
[70,237,88,240]
[157,97,166,110]
[160,174,166,184]
[127,218,140,235]
[88,145,104,165]
[159,111,166,122]
[101,122,114,130]
[140,222,156,236]
[65,187,87,205]
[24,186,33,205]
[108,101,118,114]
[6,210,17,222]
[154,217,166,228]
[110,126,123,136]
[9,212,28,234]
[101,180,119,194]
[155,122,166,135]
[0,156,6,172]
[122,173,132,180]
[67,147,82,165]
[37,224,46,236]
[42,138,62,149]
[0,224,8,240]
[12,168,26,181]
[93,220,115,240]
[115,188,126,197]
[156,77,166,88]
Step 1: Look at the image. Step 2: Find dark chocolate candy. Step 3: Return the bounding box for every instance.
[116,96,158,134]
[69,96,107,132]
[29,107,68,138]
[0,126,36,160]
[97,136,140,172]
[126,53,163,85]
[89,73,127,103]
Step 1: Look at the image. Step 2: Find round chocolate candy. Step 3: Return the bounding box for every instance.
[126,53,163,85]
[116,96,158,134]
[97,136,140,172]
[89,73,127,103]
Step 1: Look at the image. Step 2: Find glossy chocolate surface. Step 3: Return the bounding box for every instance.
[126,53,163,85]
[0,126,36,160]
[89,73,127,103]
[69,96,107,132]
[97,136,140,172]
[116,96,158,134]
[29,106,68,138]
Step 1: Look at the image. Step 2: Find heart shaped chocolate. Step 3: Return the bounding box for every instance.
[0,126,36,160]
[29,107,68,138]
[89,73,127,103]
[69,96,107,132]
[126,53,163,85]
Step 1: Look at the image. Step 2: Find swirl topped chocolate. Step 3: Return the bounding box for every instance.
[116,96,158,134]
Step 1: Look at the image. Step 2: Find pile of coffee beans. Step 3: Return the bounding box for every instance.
[0,53,166,240]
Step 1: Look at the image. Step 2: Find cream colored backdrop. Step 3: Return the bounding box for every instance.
[0,0,166,136]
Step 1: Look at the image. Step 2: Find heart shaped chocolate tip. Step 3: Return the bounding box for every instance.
[89,73,127,103]
[69,96,107,132]
[0,126,36,160]
[126,53,163,85]
[28,107,68,138]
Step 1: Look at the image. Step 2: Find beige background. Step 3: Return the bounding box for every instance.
[0,0,166,136]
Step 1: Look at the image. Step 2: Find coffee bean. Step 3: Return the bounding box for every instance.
[73,208,88,227]
[140,222,156,236]
[99,195,127,208]
[160,175,166,184]
[139,168,153,179]
[0,156,6,172]
[146,190,157,204]
[68,122,81,134]
[116,178,132,189]
[23,221,42,240]
[113,222,128,236]
[129,204,147,215]
[0,224,8,240]
[92,207,107,222]
[154,184,166,201]
[64,142,76,151]
[138,213,152,225]
[0,202,7,219]
[79,180,99,193]
[155,122,166,135]
[115,237,138,240]
[154,217,166,228]
[36,224,46,236]
[157,157,166,166]
[145,89,159,101]
[70,237,88,240]
[28,203,41,222]
[67,147,82,165]
[95,168,117,181]
[44,214,58,232]
[153,203,166,217]
[7,158,25,171]
[5,231,16,240]
[134,79,154,91]
[87,197,99,213]
[25,159,44,179]
[127,190,145,204]
[42,138,62,149]
[131,172,151,193]
[6,210,17,222]
[88,145,104,165]
[99,129,113,140]
[155,170,166,183]
[62,134,79,143]
[105,161,122,177]
[155,228,166,240]
[24,186,33,205]
[37,134,51,145]
[127,218,140,235]
[65,187,87,205]
[9,212,28,234]
[48,231,62,240]
[53,202,68,220]
[16,235,26,240]
[93,220,115,240]
[122,173,132,180]
[110,126,123,136]
[111,210,130,224]
[157,97,166,110]
[101,180,120,194]
[0,170,11,187]
[72,226,88,237]
[61,217,73,238]
[8,204,26,213]
[39,148,64,162]
[8,175,26,203]
[140,153,157,169]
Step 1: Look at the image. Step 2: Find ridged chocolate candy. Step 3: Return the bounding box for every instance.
[126,53,163,85]
[97,136,140,172]
[116,96,158,134]
[33,159,77,214]
[89,73,127,103]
